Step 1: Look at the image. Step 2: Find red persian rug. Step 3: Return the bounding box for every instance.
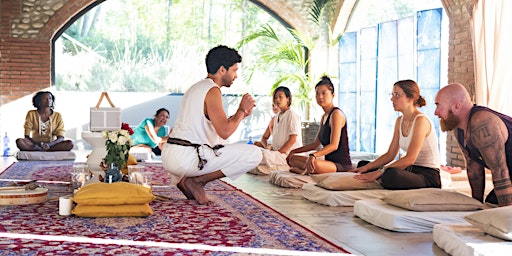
[0,162,351,254]
[1,161,198,187]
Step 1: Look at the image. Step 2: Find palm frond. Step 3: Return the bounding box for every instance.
[235,24,280,49]
[289,29,315,51]
[309,0,331,25]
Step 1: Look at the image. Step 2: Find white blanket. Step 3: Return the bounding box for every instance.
[354,199,474,232]
[302,183,391,207]
[129,147,152,161]
[433,224,512,256]
[16,151,76,161]
[269,170,315,188]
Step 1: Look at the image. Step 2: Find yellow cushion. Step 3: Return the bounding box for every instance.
[73,182,155,206]
[121,154,138,174]
[72,204,153,217]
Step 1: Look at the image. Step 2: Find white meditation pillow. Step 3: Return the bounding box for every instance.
[382,188,483,211]
[269,170,315,188]
[311,172,383,191]
[464,205,512,241]
[16,151,76,161]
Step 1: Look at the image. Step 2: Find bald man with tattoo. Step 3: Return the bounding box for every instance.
[434,83,512,206]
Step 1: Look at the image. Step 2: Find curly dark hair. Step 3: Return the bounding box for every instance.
[32,91,55,110]
[205,45,242,74]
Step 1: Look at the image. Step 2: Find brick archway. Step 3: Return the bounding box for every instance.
[0,0,306,104]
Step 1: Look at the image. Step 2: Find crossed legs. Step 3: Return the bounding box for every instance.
[16,138,73,151]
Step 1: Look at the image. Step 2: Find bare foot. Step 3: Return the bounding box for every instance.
[183,177,214,205]
[440,165,462,174]
[177,177,195,200]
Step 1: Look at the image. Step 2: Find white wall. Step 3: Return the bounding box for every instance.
[0,91,273,151]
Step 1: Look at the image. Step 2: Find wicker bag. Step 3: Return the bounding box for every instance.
[90,92,121,132]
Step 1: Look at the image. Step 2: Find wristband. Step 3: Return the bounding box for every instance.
[237,108,249,117]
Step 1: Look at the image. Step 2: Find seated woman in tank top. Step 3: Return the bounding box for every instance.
[349,79,441,190]
[286,76,352,175]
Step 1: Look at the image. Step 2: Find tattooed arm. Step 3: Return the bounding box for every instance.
[461,146,485,202]
[469,111,512,206]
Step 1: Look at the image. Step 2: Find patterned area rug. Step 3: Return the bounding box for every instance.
[1,161,215,187]
[0,162,350,254]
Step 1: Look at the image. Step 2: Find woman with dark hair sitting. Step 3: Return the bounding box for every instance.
[16,91,74,151]
[286,76,352,175]
[252,86,302,174]
[131,108,171,155]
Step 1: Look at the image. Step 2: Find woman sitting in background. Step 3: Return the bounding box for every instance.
[254,102,282,148]
[16,91,74,151]
[349,79,441,190]
[252,86,302,174]
[131,108,171,155]
[286,76,352,175]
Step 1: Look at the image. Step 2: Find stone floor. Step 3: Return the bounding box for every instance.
[226,173,450,256]
[0,152,461,255]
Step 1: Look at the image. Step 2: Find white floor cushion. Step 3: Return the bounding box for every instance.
[269,170,315,188]
[354,199,474,232]
[302,183,392,207]
[129,147,152,161]
[248,165,289,175]
[433,224,512,256]
[16,151,76,161]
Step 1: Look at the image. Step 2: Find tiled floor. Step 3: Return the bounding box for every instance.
[0,152,457,255]
[226,174,450,256]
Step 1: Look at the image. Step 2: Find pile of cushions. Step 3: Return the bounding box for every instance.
[381,188,512,241]
[464,205,512,241]
[72,182,155,217]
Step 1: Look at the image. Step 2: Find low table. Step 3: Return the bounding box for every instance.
[81,131,106,173]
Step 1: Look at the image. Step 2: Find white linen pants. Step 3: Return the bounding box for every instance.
[162,142,262,180]
[260,148,288,167]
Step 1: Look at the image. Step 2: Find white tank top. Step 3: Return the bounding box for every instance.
[170,78,224,146]
[398,114,440,169]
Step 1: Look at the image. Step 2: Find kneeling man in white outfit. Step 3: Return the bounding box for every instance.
[162,45,262,205]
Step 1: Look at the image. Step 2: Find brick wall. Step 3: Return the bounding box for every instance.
[0,0,93,105]
[0,0,477,166]
[441,0,474,167]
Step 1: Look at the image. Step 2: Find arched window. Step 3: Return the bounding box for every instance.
[53,0,289,95]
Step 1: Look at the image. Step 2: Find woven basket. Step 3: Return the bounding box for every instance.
[301,121,319,145]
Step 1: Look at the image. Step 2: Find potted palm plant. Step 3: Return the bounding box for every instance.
[236,0,339,143]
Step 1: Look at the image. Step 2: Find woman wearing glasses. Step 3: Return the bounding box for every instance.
[349,79,441,189]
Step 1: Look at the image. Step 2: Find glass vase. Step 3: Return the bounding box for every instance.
[105,163,123,183]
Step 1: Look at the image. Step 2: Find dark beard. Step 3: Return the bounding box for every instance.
[221,75,233,87]
[440,110,459,131]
